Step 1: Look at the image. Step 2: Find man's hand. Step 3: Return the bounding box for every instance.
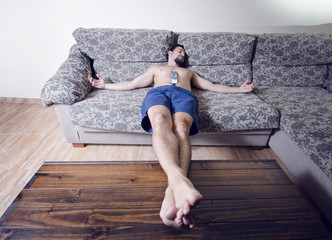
[239,80,255,93]
[88,73,105,89]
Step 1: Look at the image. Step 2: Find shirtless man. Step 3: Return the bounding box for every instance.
[88,44,255,229]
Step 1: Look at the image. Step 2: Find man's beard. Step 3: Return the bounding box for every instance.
[174,58,184,67]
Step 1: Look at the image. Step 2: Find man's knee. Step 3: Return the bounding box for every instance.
[173,120,191,139]
[149,112,172,132]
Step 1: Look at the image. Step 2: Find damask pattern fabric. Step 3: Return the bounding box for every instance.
[327,64,332,92]
[189,64,251,86]
[40,45,92,107]
[193,90,279,132]
[178,32,256,65]
[70,89,280,133]
[253,64,327,87]
[73,28,174,62]
[254,33,332,65]
[70,88,150,133]
[253,33,332,87]
[255,86,332,180]
[93,60,159,83]
[178,32,255,86]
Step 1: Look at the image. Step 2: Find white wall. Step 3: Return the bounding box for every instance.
[1,0,332,99]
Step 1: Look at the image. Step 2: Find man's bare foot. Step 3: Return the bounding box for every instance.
[169,174,203,224]
[160,187,195,228]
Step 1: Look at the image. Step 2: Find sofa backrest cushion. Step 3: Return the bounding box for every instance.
[189,64,252,87]
[253,64,328,87]
[254,33,332,65]
[72,28,173,83]
[93,61,156,82]
[178,32,255,65]
[253,33,332,87]
[178,32,256,86]
[73,28,173,62]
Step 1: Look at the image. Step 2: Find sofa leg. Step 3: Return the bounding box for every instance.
[72,143,85,148]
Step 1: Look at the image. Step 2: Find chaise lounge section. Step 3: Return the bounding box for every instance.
[252,33,332,224]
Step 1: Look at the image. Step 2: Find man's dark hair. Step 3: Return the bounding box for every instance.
[169,44,185,52]
[166,44,189,68]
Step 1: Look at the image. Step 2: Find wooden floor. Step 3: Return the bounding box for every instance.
[0,101,275,218]
[1,160,331,239]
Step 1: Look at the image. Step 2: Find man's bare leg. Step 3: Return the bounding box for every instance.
[171,112,200,225]
[147,106,202,228]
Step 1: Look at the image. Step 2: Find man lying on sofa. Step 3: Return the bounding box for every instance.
[88,44,255,229]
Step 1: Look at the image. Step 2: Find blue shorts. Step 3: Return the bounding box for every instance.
[141,85,199,136]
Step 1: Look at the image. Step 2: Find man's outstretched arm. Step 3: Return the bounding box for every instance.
[89,67,155,91]
[191,72,254,93]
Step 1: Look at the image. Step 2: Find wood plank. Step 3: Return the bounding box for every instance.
[24,168,291,190]
[190,169,292,186]
[38,161,163,172]
[25,171,168,189]
[38,159,279,172]
[16,184,302,204]
[0,219,330,240]
[190,159,280,170]
[0,97,40,104]
[0,199,321,228]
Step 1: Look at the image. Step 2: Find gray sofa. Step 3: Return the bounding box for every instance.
[41,28,332,223]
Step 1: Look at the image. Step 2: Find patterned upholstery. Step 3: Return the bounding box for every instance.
[178,32,255,86]
[327,64,332,92]
[193,90,279,132]
[70,88,279,133]
[72,28,174,62]
[178,32,255,65]
[255,87,332,180]
[253,64,327,87]
[40,45,92,107]
[70,88,150,133]
[73,28,173,83]
[93,61,157,83]
[253,33,332,87]
[252,33,332,180]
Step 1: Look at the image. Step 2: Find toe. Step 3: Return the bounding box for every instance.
[164,206,178,220]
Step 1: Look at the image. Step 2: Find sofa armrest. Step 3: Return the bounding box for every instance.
[40,44,92,107]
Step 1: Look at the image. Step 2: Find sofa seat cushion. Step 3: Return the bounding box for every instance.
[255,86,332,180]
[194,90,279,132]
[70,88,150,133]
[70,88,279,134]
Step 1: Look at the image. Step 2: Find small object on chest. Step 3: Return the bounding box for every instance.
[171,70,178,85]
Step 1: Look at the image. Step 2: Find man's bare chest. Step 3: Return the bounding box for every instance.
[154,67,192,84]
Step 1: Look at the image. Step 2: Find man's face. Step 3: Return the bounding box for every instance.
[170,47,186,66]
